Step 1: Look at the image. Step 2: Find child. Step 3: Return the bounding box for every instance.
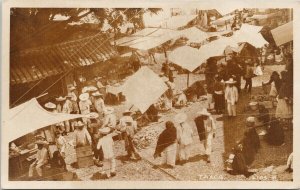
[97,127,116,179]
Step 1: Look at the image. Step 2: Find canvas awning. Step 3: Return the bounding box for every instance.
[239,24,263,33]
[211,15,235,25]
[169,46,206,72]
[233,29,268,48]
[115,28,181,50]
[271,21,293,46]
[5,98,87,141]
[250,13,275,20]
[180,27,208,43]
[121,66,168,113]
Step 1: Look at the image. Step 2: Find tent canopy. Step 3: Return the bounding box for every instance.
[211,15,235,25]
[115,28,181,50]
[122,66,168,113]
[5,98,86,141]
[179,27,209,43]
[271,21,293,46]
[169,46,206,72]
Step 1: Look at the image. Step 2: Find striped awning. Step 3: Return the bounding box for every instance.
[10,33,118,85]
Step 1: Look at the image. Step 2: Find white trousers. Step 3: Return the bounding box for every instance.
[102,158,116,177]
[161,143,177,166]
[227,103,236,116]
[28,161,47,177]
[179,144,192,161]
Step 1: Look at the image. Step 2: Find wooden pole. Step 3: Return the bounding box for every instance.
[187,72,190,88]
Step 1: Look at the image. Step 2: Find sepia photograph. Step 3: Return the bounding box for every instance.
[1,0,297,188]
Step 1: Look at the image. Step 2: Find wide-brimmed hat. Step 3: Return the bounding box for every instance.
[92,91,103,97]
[174,113,188,123]
[68,86,76,91]
[225,78,236,84]
[44,102,56,109]
[89,112,99,119]
[105,107,114,115]
[76,121,85,127]
[79,93,89,101]
[197,108,211,116]
[94,76,102,81]
[55,96,66,102]
[99,127,111,135]
[246,116,255,123]
[36,140,49,145]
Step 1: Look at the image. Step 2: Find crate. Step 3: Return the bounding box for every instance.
[77,155,94,168]
[76,146,93,158]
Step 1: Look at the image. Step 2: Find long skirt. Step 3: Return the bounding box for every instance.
[161,143,177,166]
[213,93,225,111]
[275,99,292,119]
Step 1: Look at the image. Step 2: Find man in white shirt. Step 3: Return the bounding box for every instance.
[102,107,117,129]
[63,96,73,133]
[97,127,116,179]
[74,121,92,147]
[79,93,92,126]
[28,141,49,178]
[225,78,239,117]
[92,91,106,118]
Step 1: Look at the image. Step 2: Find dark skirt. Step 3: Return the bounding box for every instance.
[213,93,225,111]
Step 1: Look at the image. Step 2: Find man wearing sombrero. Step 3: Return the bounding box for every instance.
[92,91,106,119]
[79,93,92,126]
[28,140,49,178]
[225,78,239,117]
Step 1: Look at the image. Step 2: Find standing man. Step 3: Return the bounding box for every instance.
[225,78,239,118]
[74,121,92,147]
[102,107,117,130]
[28,140,49,179]
[243,59,254,93]
[194,109,216,163]
[79,93,92,126]
[63,95,73,133]
[92,91,106,120]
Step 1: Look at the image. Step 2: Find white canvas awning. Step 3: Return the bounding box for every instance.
[169,46,206,72]
[239,24,263,33]
[5,98,87,141]
[179,27,209,43]
[271,21,293,46]
[122,66,168,113]
[211,15,235,25]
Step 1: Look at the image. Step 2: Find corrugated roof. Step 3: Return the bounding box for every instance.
[10,33,118,85]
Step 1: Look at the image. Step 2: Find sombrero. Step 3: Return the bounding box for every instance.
[225,78,236,84]
[197,108,211,116]
[92,91,103,97]
[76,121,85,127]
[79,93,89,101]
[246,116,255,123]
[89,112,99,119]
[94,76,102,81]
[174,113,187,123]
[88,86,98,92]
[105,107,114,115]
[55,96,66,102]
[44,102,56,109]
[99,127,111,135]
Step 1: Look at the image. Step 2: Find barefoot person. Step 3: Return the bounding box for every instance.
[28,140,49,178]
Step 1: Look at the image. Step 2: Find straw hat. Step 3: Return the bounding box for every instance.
[79,93,89,101]
[88,86,98,92]
[92,91,103,97]
[55,96,66,102]
[174,113,188,123]
[99,127,111,135]
[76,121,85,127]
[197,108,211,116]
[246,116,255,123]
[105,107,114,115]
[44,102,56,109]
[89,112,99,119]
[225,78,236,84]
[68,86,76,91]
[94,76,102,81]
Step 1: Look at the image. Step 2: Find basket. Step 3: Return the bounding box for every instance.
[249,102,258,111]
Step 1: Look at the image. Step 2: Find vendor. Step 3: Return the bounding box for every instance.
[74,121,92,147]
[79,93,92,126]
[102,107,117,130]
[28,140,49,179]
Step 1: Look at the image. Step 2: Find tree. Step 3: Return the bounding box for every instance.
[10,8,162,51]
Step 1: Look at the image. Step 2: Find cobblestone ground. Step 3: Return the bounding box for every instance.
[44,65,292,181]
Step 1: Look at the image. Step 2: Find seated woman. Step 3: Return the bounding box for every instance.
[50,150,67,171]
[226,144,255,178]
[265,118,284,146]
